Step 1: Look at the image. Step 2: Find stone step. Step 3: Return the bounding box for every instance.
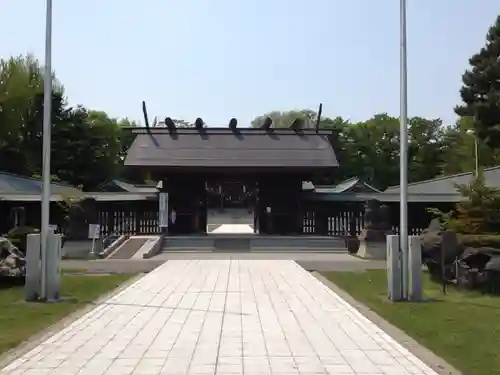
[161,235,347,252]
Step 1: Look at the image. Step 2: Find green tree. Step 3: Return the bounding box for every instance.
[49,108,122,190]
[0,53,153,188]
[250,109,351,184]
[455,15,500,147]
[430,172,500,234]
[115,118,148,183]
[441,117,500,175]
[251,109,317,129]
[117,118,138,161]
[250,110,447,189]
[0,54,64,175]
[454,173,500,234]
[172,119,193,128]
[345,114,400,189]
[408,117,446,182]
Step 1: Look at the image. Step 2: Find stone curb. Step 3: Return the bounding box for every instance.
[312,272,462,375]
[143,234,164,259]
[0,272,146,370]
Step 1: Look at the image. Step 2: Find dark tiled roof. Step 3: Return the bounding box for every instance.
[110,180,157,193]
[0,172,82,196]
[124,128,338,169]
[305,191,463,203]
[384,166,500,194]
[315,177,382,193]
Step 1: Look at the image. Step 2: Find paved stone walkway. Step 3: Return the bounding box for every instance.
[1,260,438,375]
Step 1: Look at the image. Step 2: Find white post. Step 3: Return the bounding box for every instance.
[408,235,423,301]
[399,0,409,301]
[387,235,403,301]
[40,0,53,300]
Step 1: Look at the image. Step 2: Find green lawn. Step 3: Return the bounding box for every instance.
[323,270,500,375]
[0,273,134,356]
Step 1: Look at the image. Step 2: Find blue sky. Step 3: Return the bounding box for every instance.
[1,0,499,126]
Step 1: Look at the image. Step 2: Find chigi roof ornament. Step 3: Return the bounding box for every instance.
[141,101,159,146]
[229,118,238,130]
[261,116,273,130]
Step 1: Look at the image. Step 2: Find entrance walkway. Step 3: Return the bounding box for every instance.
[1,260,437,375]
[211,224,254,234]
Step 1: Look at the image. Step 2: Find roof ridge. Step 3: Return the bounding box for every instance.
[0,171,75,188]
[385,165,500,189]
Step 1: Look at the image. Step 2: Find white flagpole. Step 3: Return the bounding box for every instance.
[399,0,409,300]
[40,0,53,300]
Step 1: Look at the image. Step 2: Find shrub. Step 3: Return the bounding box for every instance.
[427,171,500,234]
[453,174,500,234]
[459,234,500,249]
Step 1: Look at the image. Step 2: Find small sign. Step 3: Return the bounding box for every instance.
[48,224,58,232]
[159,192,169,228]
[88,224,100,239]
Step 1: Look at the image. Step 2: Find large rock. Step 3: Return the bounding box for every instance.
[485,256,500,272]
[420,219,443,259]
[420,220,463,263]
[457,248,500,293]
[0,237,26,277]
[420,220,464,281]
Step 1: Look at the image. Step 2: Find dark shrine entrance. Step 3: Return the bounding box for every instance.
[160,173,303,235]
[124,126,338,236]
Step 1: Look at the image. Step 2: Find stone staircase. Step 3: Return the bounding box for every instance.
[161,234,347,252]
[162,208,348,252]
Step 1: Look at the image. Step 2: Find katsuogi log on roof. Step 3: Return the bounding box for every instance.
[124,127,338,171]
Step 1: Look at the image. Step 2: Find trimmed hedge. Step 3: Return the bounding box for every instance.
[459,234,500,249]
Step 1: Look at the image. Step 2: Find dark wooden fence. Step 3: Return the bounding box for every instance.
[96,200,437,237]
[2,197,449,238]
[301,201,442,237]
[97,201,161,236]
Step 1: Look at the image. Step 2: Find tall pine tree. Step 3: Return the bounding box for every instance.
[455,15,500,147]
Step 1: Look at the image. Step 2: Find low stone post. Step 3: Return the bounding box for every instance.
[387,235,402,301]
[25,232,62,302]
[25,234,41,301]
